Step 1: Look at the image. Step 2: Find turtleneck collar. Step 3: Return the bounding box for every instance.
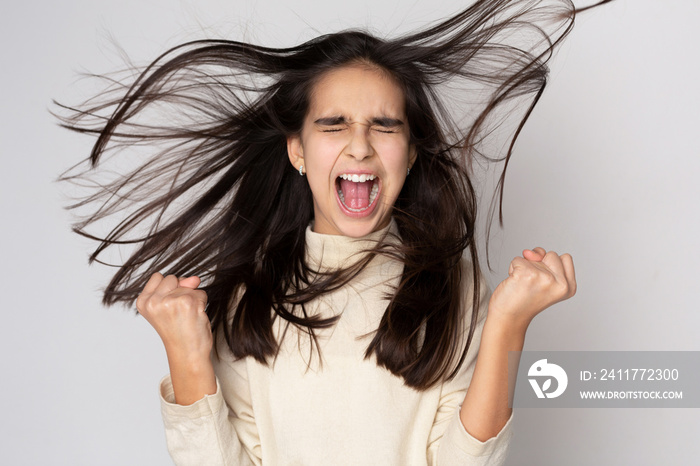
[304,219,400,271]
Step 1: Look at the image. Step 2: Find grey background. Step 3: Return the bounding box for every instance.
[2,0,699,464]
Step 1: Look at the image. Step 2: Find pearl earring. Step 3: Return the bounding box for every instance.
[299,165,304,176]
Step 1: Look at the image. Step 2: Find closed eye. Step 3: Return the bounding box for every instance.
[315,116,346,133]
[371,117,403,134]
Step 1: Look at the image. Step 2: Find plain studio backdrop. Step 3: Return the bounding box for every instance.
[1,0,698,464]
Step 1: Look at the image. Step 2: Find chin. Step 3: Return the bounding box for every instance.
[334,214,389,238]
[338,223,377,238]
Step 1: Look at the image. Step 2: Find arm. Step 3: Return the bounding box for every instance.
[137,274,216,404]
[459,247,576,441]
[137,274,259,465]
[159,375,258,466]
[429,267,513,466]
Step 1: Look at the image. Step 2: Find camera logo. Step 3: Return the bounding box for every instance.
[528,359,568,399]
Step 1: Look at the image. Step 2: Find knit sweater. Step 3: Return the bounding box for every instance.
[159,220,513,465]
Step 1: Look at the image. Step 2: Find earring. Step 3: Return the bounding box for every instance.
[407,167,411,176]
[299,165,304,176]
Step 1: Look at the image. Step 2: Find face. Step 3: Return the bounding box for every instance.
[287,64,416,238]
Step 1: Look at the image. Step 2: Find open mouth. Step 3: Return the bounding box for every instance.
[336,173,380,213]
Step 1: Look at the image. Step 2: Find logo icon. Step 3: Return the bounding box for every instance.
[528,359,568,399]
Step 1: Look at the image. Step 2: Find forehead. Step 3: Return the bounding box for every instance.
[307,64,406,118]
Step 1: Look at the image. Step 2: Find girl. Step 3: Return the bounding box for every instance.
[59,0,608,464]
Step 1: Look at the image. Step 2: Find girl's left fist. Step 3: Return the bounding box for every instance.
[488,247,576,329]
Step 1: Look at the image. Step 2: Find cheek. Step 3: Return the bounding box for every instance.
[376,140,411,174]
[304,138,343,172]
[303,139,342,200]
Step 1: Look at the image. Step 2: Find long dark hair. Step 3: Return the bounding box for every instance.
[56,0,613,389]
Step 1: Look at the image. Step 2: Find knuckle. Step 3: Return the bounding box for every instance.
[136,298,148,315]
[556,281,569,295]
[180,294,197,308]
[541,273,556,287]
[161,292,199,312]
[140,293,153,307]
[160,295,177,311]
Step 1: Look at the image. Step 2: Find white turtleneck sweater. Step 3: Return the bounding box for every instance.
[159,221,512,465]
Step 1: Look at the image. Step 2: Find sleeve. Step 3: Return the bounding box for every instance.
[427,264,514,466]
[159,353,262,466]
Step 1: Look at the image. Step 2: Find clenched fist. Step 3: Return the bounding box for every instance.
[136,273,216,405]
[488,247,576,330]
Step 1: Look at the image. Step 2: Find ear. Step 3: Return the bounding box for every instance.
[408,144,417,171]
[287,135,304,172]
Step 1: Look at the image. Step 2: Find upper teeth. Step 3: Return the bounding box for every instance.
[339,174,376,182]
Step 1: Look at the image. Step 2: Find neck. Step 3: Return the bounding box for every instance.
[304,218,399,270]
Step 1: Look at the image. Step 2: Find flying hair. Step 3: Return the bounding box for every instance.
[56,0,614,389]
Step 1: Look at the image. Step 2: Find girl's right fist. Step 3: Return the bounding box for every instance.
[135,273,212,362]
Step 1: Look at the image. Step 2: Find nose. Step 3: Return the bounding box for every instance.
[345,125,374,161]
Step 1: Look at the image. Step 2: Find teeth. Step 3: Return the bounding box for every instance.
[339,174,376,182]
[337,180,379,212]
[369,182,378,204]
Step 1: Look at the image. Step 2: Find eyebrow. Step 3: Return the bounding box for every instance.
[313,116,405,127]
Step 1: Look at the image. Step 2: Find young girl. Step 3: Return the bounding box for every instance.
[59,0,607,464]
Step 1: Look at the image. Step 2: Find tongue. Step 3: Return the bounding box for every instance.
[340,179,371,209]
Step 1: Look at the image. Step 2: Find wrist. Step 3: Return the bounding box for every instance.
[167,353,217,406]
[483,311,530,351]
[485,304,532,335]
[165,346,213,374]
